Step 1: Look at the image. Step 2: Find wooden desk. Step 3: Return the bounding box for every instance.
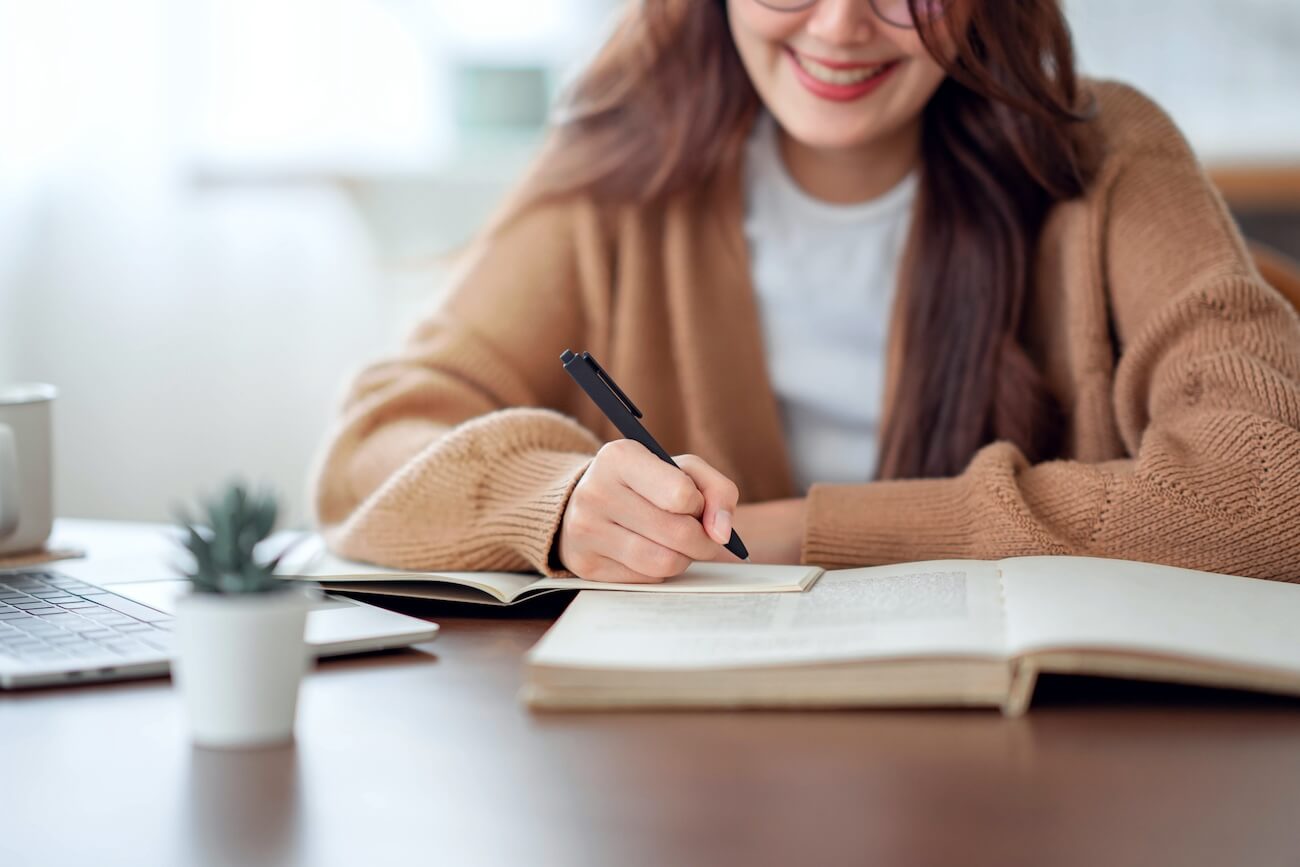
[1210,164,1300,211]
[4,525,1300,866]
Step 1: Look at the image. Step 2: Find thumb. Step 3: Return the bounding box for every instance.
[675,455,740,546]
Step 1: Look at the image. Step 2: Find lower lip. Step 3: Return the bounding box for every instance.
[786,50,900,103]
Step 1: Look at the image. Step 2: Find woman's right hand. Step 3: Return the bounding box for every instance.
[556,439,741,583]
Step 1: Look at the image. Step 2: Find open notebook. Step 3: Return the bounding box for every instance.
[524,556,1300,713]
[276,536,823,606]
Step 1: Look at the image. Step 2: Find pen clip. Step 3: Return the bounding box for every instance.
[583,352,642,419]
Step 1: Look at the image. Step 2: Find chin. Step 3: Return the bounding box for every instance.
[776,111,880,153]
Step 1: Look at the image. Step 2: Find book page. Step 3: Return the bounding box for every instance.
[528,560,1007,670]
[1000,556,1300,673]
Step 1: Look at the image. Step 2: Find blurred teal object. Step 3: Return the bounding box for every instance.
[455,64,550,131]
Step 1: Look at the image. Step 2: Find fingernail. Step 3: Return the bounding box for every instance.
[712,509,732,543]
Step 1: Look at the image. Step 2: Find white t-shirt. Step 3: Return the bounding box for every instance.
[743,111,918,493]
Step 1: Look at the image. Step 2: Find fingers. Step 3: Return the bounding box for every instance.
[606,523,692,579]
[578,554,666,585]
[675,454,741,546]
[555,439,743,582]
[562,521,690,583]
[606,440,705,517]
[607,484,723,563]
[557,471,695,581]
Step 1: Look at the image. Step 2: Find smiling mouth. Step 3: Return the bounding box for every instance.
[788,51,898,86]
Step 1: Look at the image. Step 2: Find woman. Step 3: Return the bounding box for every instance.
[313,0,1300,583]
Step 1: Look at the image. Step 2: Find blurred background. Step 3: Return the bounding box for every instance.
[2,0,1298,528]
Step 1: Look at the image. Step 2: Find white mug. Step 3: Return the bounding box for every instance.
[0,384,57,556]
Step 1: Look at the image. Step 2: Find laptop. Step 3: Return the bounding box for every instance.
[0,565,439,689]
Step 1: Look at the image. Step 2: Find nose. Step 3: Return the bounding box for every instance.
[803,0,880,45]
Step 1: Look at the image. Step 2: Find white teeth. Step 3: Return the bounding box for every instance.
[794,54,890,86]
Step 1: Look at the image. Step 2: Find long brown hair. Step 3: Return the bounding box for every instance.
[510,0,1095,480]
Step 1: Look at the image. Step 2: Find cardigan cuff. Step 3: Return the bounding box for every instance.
[471,449,594,577]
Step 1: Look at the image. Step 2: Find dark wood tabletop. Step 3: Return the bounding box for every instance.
[5,585,1300,867]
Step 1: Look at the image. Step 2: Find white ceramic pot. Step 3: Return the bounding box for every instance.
[173,586,314,749]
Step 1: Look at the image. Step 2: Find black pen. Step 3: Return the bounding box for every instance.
[560,349,749,560]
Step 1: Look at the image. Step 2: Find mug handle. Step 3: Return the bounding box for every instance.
[0,423,19,540]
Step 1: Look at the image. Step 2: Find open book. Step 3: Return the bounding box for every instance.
[523,556,1300,713]
[275,536,823,606]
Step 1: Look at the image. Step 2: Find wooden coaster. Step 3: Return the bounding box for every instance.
[0,546,87,570]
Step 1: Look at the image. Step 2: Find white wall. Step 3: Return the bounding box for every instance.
[0,0,469,526]
[1067,0,1300,162]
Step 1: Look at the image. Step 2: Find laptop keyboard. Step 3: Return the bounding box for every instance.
[0,569,173,665]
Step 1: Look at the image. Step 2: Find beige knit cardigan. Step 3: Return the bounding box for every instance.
[313,82,1300,582]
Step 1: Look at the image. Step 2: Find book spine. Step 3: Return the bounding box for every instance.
[1001,658,1039,717]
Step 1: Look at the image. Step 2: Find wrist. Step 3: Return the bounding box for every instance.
[733,497,806,564]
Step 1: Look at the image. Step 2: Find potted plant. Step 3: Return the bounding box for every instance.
[172,482,314,749]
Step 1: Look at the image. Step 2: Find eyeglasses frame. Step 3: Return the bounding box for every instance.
[750,0,941,31]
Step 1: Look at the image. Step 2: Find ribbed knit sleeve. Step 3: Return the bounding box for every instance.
[803,86,1300,582]
[312,202,607,574]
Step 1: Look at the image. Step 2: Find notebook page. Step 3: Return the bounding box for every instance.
[528,560,1007,670]
[279,537,821,602]
[531,562,822,595]
[275,538,539,602]
[1000,556,1300,673]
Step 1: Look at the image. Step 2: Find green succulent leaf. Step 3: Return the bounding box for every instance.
[173,480,287,595]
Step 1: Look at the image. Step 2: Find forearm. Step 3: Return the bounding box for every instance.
[732,497,806,564]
